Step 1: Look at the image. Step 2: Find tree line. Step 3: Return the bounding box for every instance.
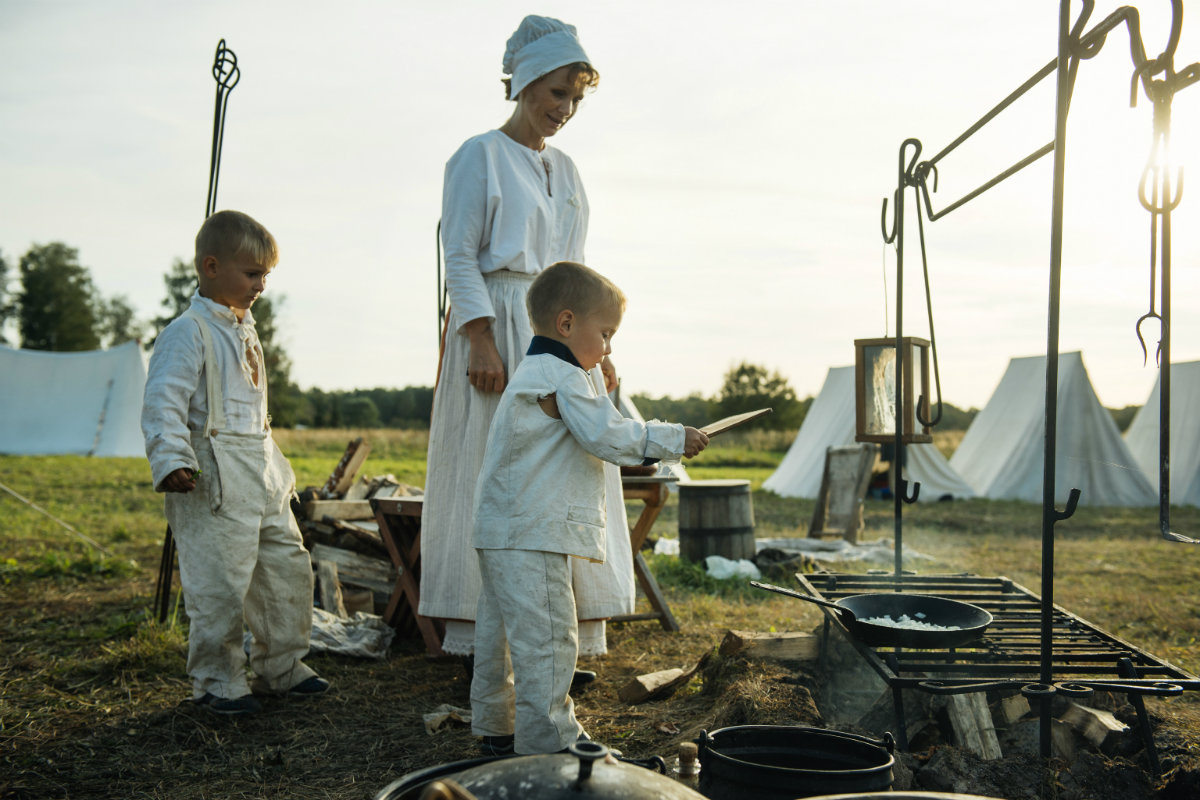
[1,240,993,432]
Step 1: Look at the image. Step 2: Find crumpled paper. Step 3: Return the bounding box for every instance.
[423,703,472,735]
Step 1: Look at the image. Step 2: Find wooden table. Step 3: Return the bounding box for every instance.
[372,475,680,655]
[370,495,446,656]
[611,474,680,632]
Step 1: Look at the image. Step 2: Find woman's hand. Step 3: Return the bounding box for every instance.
[465,318,506,394]
[600,356,618,394]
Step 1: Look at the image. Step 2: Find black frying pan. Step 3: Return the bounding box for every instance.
[751,581,993,649]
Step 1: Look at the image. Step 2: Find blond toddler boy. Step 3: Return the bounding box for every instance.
[141,210,327,715]
[470,260,708,754]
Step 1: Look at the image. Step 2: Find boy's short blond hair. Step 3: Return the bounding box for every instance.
[194,210,279,272]
[527,261,625,334]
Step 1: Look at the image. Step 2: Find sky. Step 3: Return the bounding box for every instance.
[3,0,1200,411]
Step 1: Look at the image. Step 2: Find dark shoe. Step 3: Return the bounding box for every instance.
[194,692,262,716]
[287,676,330,696]
[572,669,597,690]
[480,734,515,757]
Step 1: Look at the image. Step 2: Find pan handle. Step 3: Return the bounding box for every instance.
[749,581,846,614]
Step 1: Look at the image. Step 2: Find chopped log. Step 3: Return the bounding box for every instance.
[323,518,388,557]
[1060,702,1130,753]
[320,437,372,498]
[996,693,1031,727]
[310,543,396,595]
[718,630,819,662]
[317,561,347,618]
[342,589,375,616]
[946,692,1003,760]
[344,478,371,501]
[618,652,711,704]
[619,668,685,704]
[305,499,374,521]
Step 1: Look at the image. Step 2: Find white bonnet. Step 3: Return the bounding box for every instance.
[503,14,592,100]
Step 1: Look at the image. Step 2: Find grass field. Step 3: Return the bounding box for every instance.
[2,428,1199,798]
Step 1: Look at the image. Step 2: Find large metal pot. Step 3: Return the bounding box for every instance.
[752,581,992,649]
[809,794,1004,799]
[698,725,895,800]
[375,741,704,800]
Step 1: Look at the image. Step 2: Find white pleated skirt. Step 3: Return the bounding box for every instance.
[419,270,635,656]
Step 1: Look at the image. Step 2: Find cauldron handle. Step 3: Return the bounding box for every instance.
[615,754,667,774]
[569,740,609,785]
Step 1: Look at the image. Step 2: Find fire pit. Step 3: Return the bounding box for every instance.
[795,571,1200,766]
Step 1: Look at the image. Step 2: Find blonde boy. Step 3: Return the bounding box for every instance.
[470,261,708,754]
[142,210,326,715]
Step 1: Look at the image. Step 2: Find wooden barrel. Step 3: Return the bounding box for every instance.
[677,479,755,562]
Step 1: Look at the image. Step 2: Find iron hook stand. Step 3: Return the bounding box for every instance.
[877,0,1200,770]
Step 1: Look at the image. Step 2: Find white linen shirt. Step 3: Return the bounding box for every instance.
[473,352,685,562]
[441,129,589,332]
[142,292,268,489]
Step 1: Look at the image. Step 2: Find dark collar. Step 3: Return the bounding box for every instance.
[527,335,582,369]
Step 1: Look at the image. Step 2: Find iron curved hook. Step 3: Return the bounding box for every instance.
[880,189,899,244]
[900,478,920,505]
[1138,158,1184,214]
[900,138,923,185]
[212,39,240,90]
[1054,488,1081,522]
[1135,312,1163,367]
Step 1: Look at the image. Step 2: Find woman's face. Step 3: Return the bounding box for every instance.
[516,65,586,139]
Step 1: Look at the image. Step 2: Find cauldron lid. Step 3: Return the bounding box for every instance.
[378,742,705,800]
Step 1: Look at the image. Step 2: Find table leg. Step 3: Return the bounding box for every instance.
[613,479,679,632]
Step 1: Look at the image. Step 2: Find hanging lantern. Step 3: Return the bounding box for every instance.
[855,337,932,444]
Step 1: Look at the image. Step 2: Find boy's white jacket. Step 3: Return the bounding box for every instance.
[142,293,268,490]
[473,353,685,562]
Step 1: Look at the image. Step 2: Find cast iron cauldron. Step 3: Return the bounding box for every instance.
[374,741,704,800]
[807,794,1004,799]
[698,725,895,799]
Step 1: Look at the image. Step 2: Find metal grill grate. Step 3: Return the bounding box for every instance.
[797,572,1199,688]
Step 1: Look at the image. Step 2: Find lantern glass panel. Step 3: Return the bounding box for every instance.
[854,336,932,444]
[862,344,897,438]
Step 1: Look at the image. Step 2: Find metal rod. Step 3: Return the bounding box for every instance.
[1039,0,1073,762]
[925,59,1056,171]
[922,142,1054,221]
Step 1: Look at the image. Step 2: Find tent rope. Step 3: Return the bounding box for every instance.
[0,480,113,555]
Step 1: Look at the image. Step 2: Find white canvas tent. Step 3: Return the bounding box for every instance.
[762,366,974,501]
[1124,360,1200,507]
[0,341,147,457]
[950,351,1155,506]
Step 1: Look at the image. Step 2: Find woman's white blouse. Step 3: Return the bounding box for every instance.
[440,129,589,332]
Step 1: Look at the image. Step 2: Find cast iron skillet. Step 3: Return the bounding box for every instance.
[751,581,993,649]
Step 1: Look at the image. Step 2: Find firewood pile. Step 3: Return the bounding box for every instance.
[293,437,422,618]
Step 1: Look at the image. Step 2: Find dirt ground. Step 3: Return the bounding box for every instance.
[3,577,1200,800]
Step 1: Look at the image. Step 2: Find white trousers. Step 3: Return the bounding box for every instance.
[166,431,316,700]
[471,548,583,754]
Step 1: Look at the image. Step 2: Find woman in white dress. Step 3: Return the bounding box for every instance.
[419,15,635,670]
